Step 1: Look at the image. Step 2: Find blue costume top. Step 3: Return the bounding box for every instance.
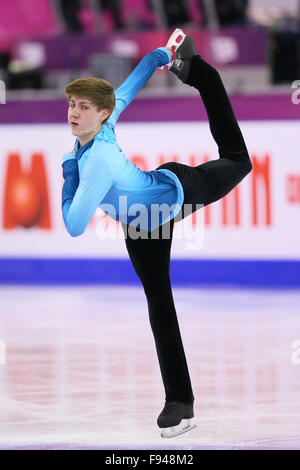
[62,47,184,237]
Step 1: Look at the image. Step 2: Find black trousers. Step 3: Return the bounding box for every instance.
[121,56,252,405]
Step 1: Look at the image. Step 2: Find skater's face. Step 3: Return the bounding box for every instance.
[68,95,110,142]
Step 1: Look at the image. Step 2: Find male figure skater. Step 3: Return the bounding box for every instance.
[62,29,252,437]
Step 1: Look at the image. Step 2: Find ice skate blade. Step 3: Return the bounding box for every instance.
[160,419,197,438]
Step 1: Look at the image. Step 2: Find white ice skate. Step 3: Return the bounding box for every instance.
[160,28,186,70]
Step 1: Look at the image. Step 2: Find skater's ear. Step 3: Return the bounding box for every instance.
[99,108,111,123]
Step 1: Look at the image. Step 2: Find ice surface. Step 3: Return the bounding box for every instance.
[0,285,299,450]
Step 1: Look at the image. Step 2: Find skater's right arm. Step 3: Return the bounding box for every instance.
[108,47,171,127]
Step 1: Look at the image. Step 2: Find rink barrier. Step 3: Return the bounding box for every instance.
[0,258,299,287]
[0,94,299,124]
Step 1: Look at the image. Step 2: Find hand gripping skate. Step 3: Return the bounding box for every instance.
[157,401,197,438]
[160,28,186,71]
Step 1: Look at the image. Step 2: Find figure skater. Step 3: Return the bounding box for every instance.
[62,29,252,437]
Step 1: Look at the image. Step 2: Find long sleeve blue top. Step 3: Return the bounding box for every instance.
[62,47,184,237]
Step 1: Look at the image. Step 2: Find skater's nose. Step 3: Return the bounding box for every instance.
[70,107,80,118]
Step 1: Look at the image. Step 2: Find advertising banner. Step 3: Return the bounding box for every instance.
[0,120,299,260]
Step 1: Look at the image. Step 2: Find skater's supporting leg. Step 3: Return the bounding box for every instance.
[122,220,194,405]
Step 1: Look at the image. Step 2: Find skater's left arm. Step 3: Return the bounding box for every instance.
[61,143,115,237]
[108,47,171,127]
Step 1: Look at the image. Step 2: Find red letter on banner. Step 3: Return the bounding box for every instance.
[3,153,51,229]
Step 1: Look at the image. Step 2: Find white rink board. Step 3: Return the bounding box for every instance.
[0,121,299,259]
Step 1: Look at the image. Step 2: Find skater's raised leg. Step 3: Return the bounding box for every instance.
[158,34,252,214]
